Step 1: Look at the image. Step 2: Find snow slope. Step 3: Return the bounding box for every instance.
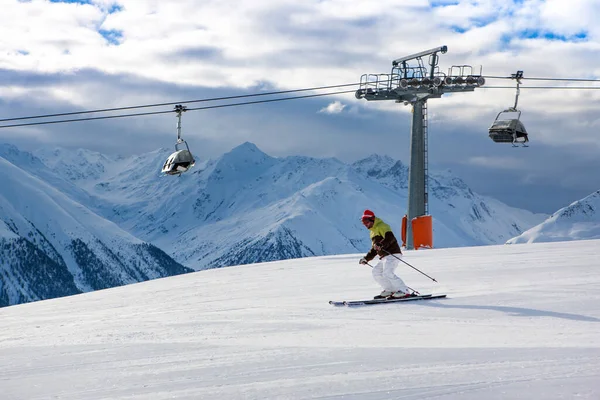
[508,190,600,244]
[1,240,599,399]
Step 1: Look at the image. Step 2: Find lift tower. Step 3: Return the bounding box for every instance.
[355,46,485,249]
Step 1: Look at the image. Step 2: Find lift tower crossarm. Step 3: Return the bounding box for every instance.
[392,46,448,66]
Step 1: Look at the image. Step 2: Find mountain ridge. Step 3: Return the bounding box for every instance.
[26,142,547,268]
[0,153,192,307]
[507,190,600,243]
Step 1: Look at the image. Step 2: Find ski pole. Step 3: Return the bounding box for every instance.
[364,261,421,295]
[379,248,438,282]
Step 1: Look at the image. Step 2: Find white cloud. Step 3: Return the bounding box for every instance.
[319,101,346,114]
[464,156,527,170]
[3,0,599,89]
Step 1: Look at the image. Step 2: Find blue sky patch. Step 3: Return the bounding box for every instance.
[451,25,468,34]
[430,0,459,7]
[500,33,512,44]
[99,29,123,45]
[472,15,498,28]
[107,3,123,13]
[49,0,92,4]
[519,29,588,42]
[448,14,498,33]
[49,0,123,13]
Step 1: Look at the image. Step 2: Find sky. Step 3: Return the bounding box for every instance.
[1,0,600,213]
[1,239,600,399]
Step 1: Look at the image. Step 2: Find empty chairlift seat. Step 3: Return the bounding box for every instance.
[488,109,529,146]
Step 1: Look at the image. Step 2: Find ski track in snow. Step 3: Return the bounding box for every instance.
[1,240,600,399]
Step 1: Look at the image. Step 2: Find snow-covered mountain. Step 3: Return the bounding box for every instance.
[507,190,600,244]
[27,142,546,270]
[0,146,192,307]
[352,154,544,246]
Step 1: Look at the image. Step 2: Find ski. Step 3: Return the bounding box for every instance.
[329,294,446,307]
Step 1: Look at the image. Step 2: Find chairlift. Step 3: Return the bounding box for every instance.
[488,71,529,147]
[489,108,529,146]
[162,105,196,175]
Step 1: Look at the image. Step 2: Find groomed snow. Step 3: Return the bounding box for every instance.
[1,240,600,399]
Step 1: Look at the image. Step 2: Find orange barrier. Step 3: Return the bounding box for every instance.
[401,215,407,247]
[412,215,433,249]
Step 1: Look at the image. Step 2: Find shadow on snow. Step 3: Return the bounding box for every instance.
[421,301,600,322]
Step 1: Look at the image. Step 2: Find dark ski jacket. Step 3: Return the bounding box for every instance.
[364,217,402,262]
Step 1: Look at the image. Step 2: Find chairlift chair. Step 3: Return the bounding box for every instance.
[488,108,529,146]
[162,139,195,175]
[488,70,529,147]
[161,104,196,176]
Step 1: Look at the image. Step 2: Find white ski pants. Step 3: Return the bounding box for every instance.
[371,253,409,293]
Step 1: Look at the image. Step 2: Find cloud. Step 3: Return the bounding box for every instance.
[319,101,346,114]
[464,156,527,170]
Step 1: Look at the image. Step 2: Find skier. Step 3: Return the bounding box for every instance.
[359,209,414,299]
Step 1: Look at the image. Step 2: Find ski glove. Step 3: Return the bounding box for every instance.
[359,257,368,265]
[373,242,383,251]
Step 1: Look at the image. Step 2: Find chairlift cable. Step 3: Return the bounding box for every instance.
[0,89,356,129]
[481,86,600,89]
[483,75,600,82]
[2,79,600,129]
[0,82,362,123]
